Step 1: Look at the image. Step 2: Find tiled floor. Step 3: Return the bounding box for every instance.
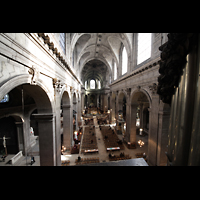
[0,117,148,166]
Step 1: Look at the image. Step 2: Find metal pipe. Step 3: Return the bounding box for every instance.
[188,34,200,166]
[171,42,198,165]
[168,86,179,165]
[166,93,174,165]
[173,61,187,165]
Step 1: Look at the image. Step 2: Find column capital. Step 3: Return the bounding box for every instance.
[32,113,54,122]
[62,104,71,109]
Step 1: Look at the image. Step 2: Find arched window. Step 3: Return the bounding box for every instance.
[85,81,87,89]
[137,33,151,65]
[122,46,128,75]
[59,33,66,54]
[90,79,95,89]
[114,61,117,80]
[98,80,101,89]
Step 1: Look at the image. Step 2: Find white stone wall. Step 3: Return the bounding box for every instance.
[0,33,81,99]
[0,33,82,166]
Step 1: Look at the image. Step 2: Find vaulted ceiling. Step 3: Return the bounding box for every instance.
[82,59,107,83]
[70,33,133,88]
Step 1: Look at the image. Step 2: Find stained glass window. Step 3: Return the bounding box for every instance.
[0,94,9,103]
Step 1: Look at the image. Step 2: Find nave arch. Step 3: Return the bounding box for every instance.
[60,90,73,150]
[0,74,58,166]
[110,87,151,145]
[130,88,151,150]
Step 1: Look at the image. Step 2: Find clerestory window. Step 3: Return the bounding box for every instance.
[98,80,101,89]
[59,33,66,54]
[122,46,128,75]
[137,33,151,65]
[90,79,95,89]
[114,61,117,80]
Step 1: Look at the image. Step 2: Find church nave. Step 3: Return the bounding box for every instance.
[1,33,199,166]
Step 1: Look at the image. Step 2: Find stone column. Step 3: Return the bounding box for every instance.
[62,104,72,150]
[33,113,56,166]
[115,91,119,121]
[77,97,81,126]
[104,93,108,112]
[139,103,144,129]
[73,101,78,131]
[101,94,104,110]
[81,93,85,111]
[15,122,24,154]
[111,98,115,124]
[87,80,89,90]
[55,90,61,166]
[125,99,131,142]
[148,94,159,166]
[130,104,137,143]
[97,94,99,108]
[88,94,90,106]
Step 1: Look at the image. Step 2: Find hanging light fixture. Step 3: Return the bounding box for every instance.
[138,139,144,147]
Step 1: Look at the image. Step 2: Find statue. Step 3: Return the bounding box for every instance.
[0,135,11,156]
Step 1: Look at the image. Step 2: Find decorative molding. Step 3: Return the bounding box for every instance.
[52,78,63,92]
[137,86,141,90]
[126,88,131,96]
[37,33,81,85]
[157,33,197,104]
[62,104,71,109]
[110,58,160,87]
[32,113,54,122]
[149,83,157,94]
[28,65,40,85]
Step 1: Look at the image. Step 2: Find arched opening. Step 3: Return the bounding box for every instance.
[130,90,150,158]
[0,81,56,166]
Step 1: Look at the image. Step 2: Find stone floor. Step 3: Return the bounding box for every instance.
[0,117,148,166]
[62,116,148,166]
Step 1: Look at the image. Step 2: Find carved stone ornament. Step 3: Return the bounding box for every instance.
[52,78,63,92]
[28,65,40,85]
[157,33,197,104]
[149,83,157,94]
[126,88,131,96]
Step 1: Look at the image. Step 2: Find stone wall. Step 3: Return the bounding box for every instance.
[0,33,82,166]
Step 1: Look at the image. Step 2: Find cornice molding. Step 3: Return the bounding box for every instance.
[36,33,81,85]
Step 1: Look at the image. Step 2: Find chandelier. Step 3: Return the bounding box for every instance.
[138,140,144,147]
